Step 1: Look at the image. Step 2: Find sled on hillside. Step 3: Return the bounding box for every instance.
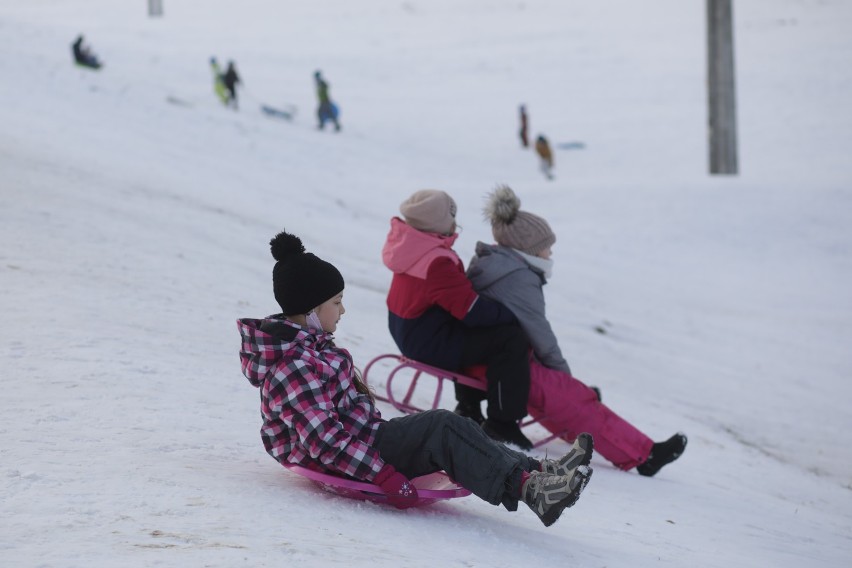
[284,464,470,507]
[556,141,586,150]
[75,59,102,70]
[361,354,569,449]
[318,102,340,121]
[166,95,193,108]
[71,35,102,70]
[261,103,297,121]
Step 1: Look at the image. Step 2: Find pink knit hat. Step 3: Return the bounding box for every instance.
[399,190,457,234]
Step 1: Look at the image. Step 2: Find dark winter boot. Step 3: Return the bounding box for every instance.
[454,400,485,425]
[541,432,594,477]
[591,386,602,402]
[636,432,688,477]
[483,418,533,451]
[522,466,593,527]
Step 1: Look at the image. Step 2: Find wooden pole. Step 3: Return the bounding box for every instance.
[148,0,163,17]
[707,0,739,175]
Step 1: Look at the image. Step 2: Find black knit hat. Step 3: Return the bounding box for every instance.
[270,231,344,316]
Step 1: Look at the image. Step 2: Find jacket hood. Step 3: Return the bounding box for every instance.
[237,316,331,388]
[382,216,459,276]
[467,242,536,289]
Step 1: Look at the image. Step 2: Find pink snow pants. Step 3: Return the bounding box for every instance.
[527,361,653,471]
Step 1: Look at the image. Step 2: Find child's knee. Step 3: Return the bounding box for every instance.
[499,325,530,352]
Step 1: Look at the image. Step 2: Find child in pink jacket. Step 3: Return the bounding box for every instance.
[382,190,535,450]
[467,186,687,476]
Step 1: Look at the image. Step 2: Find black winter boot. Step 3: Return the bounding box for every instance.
[453,400,485,425]
[483,418,533,451]
[591,386,602,402]
[637,432,687,477]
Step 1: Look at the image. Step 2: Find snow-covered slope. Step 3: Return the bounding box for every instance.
[1,1,850,566]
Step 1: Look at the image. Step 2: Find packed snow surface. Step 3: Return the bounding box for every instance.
[1,1,850,566]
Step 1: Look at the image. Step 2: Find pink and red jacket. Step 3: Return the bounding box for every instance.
[382,217,517,370]
[237,316,385,481]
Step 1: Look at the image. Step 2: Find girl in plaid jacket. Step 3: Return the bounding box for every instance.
[237,229,594,526]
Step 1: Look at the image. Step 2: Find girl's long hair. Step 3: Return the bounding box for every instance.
[329,337,376,404]
[352,367,376,404]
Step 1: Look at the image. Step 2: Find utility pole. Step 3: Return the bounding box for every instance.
[148,0,163,17]
[707,0,739,175]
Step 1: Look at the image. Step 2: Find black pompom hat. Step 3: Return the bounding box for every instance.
[270,231,344,316]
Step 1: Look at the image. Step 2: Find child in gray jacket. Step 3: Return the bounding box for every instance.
[467,186,686,476]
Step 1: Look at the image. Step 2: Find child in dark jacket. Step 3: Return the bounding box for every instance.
[467,186,687,476]
[382,190,536,450]
[71,34,101,69]
[237,230,594,526]
[222,61,241,109]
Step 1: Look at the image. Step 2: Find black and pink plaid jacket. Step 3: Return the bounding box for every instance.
[237,316,385,482]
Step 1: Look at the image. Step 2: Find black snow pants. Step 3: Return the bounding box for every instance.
[374,410,536,510]
[456,324,531,422]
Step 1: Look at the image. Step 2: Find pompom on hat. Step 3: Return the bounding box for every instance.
[484,185,555,256]
[270,231,344,315]
[399,189,457,235]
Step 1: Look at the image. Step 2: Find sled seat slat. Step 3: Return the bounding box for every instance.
[362,354,566,449]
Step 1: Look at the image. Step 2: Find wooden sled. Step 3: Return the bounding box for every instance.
[362,354,569,449]
[284,464,470,507]
[75,59,102,70]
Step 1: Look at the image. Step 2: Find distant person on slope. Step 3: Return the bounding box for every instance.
[237,229,594,526]
[222,61,241,110]
[314,70,340,131]
[519,105,529,148]
[71,34,101,69]
[381,190,535,451]
[534,134,554,180]
[467,185,687,476]
[210,57,229,106]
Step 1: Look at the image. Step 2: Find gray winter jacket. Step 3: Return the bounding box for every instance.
[467,242,571,375]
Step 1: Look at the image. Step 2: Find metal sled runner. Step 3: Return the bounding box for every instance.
[361,354,569,449]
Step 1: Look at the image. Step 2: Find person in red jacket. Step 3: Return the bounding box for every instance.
[519,104,529,148]
[237,229,594,526]
[382,190,535,450]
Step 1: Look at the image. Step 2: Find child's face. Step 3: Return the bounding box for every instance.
[538,246,553,260]
[315,292,345,333]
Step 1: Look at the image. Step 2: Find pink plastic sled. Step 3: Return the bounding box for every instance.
[284,464,470,507]
[361,354,569,449]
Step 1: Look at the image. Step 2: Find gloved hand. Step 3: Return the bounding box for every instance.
[374,464,419,509]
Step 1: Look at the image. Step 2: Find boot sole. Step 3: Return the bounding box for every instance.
[540,467,593,527]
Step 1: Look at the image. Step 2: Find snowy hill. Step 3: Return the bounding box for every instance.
[1,1,850,566]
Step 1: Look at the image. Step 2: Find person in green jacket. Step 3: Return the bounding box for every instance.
[210,57,229,106]
[314,70,340,131]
